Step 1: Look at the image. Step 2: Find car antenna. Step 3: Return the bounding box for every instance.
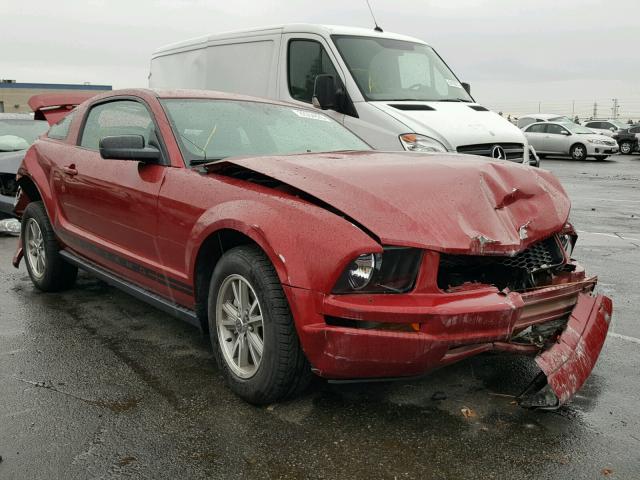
[365,0,383,32]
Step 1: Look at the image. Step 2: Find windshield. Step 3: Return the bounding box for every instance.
[332,35,473,102]
[161,99,370,165]
[0,119,48,151]
[561,122,594,134]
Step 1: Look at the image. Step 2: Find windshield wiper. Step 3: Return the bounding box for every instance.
[189,157,224,166]
[436,98,472,103]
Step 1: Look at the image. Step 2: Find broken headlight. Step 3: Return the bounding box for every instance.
[558,222,577,259]
[333,247,422,294]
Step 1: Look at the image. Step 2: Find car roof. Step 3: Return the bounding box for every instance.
[520,113,567,120]
[153,23,428,57]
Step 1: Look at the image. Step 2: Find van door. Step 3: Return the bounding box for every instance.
[279,33,346,125]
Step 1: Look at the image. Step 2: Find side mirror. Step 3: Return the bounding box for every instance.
[609,127,616,132]
[461,82,471,95]
[99,135,161,162]
[312,74,337,110]
[561,130,571,136]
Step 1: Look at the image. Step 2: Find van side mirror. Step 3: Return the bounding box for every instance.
[461,82,471,95]
[312,74,337,110]
[99,135,161,162]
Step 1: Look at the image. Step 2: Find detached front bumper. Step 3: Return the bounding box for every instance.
[286,273,612,408]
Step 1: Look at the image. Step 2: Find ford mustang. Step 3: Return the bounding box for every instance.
[12,89,612,407]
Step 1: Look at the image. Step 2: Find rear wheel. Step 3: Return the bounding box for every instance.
[620,141,633,155]
[570,143,587,160]
[208,245,311,404]
[21,201,77,291]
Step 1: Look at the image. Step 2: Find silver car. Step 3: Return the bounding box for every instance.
[523,121,619,160]
[582,119,629,137]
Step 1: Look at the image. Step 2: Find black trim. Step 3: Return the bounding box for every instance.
[60,249,199,328]
[57,230,193,295]
[76,95,170,166]
[389,104,435,111]
[468,105,489,112]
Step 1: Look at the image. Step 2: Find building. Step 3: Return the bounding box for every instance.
[0,80,112,113]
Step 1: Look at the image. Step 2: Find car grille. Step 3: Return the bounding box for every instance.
[0,174,17,197]
[437,236,565,292]
[457,143,524,160]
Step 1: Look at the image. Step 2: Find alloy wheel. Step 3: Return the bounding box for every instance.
[25,218,46,279]
[216,274,265,379]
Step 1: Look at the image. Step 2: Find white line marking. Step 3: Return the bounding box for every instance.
[608,332,640,344]
[576,231,640,242]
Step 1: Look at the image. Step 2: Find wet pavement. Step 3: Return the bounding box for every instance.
[1,155,639,479]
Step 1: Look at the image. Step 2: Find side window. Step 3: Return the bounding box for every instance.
[630,126,640,134]
[603,122,614,130]
[80,100,153,151]
[527,124,545,133]
[288,40,339,103]
[47,111,76,140]
[546,124,566,135]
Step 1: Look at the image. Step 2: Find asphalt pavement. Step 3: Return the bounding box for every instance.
[1,154,639,479]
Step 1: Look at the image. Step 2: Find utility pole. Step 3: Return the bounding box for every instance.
[593,102,598,119]
[611,98,620,119]
[572,100,575,116]
[538,101,541,113]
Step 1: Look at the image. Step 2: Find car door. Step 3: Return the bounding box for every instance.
[544,123,571,154]
[60,98,167,274]
[524,123,547,152]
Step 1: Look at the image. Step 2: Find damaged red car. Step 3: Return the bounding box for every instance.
[13,89,612,407]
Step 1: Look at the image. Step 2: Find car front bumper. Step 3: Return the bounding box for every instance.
[587,143,619,155]
[286,266,612,408]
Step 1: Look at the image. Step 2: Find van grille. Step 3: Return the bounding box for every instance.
[457,143,524,160]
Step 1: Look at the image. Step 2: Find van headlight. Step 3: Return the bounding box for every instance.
[333,247,422,294]
[399,134,447,153]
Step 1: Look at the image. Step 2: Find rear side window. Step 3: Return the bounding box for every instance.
[586,122,601,129]
[288,40,339,103]
[48,111,75,140]
[80,100,153,150]
[526,124,546,133]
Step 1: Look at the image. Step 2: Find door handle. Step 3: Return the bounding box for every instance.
[62,164,78,176]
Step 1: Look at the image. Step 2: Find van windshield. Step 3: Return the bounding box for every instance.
[161,99,370,165]
[332,35,473,103]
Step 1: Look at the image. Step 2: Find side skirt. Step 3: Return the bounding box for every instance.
[59,249,200,329]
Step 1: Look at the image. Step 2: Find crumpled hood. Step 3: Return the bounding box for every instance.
[215,151,570,255]
[371,101,526,150]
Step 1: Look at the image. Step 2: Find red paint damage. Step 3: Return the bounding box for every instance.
[14,88,611,407]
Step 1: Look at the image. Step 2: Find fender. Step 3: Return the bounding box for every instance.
[17,143,59,226]
[186,198,381,292]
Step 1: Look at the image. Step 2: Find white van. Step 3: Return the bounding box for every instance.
[150,24,532,164]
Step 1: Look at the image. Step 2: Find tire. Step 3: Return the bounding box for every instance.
[570,143,587,161]
[208,245,311,404]
[21,201,77,292]
[620,141,633,155]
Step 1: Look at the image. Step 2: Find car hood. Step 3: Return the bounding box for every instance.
[370,101,526,150]
[211,151,570,255]
[0,150,25,175]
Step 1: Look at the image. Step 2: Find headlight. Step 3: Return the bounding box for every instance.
[399,133,448,153]
[558,222,577,259]
[587,138,605,145]
[333,247,422,294]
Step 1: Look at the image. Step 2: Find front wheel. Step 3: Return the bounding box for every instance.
[21,201,77,291]
[570,143,587,161]
[208,245,311,404]
[620,141,633,155]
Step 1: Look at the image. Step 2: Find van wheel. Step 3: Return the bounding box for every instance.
[620,141,633,155]
[21,201,77,291]
[570,144,586,160]
[208,245,311,404]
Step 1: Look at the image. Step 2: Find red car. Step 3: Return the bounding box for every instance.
[13,89,612,407]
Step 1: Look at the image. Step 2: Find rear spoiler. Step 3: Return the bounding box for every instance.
[28,93,97,125]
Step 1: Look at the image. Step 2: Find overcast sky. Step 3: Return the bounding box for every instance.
[2,0,639,117]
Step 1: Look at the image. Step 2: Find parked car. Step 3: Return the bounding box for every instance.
[151,24,537,165]
[582,119,629,137]
[0,114,48,218]
[517,114,573,129]
[0,94,95,218]
[13,89,611,409]
[613,124,640,154]
[523,121,619,160]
